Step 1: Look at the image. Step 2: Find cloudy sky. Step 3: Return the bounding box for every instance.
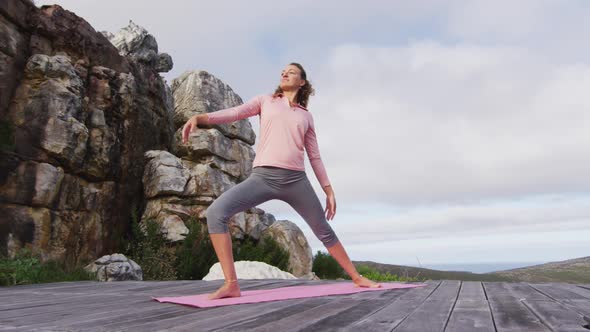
[37,0,589,272]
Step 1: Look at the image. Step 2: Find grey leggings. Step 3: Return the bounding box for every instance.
[206,165,339,248]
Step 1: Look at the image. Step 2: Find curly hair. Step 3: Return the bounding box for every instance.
[272,62,315,108]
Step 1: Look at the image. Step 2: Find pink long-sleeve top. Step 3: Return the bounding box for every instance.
[206,93,331,188]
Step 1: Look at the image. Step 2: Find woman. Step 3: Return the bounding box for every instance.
[182,63,381,300]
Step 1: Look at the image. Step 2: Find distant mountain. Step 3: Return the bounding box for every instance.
[352,256,590,283]
[351,261,513,282]
[487,256,590,283]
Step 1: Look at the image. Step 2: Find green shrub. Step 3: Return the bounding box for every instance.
[175,217,217,280]
[175,219,292,279]
[312,250,346,279]
[123,210,292,280]
[0,247,94,287]
[233,234,291,273]
[121,211,176,281]
[311,251,423,282]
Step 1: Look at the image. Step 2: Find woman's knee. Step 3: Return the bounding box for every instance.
[319,231,339,248]
[205,202,229,233]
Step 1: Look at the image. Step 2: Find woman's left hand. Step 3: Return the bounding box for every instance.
[325,193,336,221]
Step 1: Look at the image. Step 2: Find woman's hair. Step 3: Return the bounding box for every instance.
[272,62,315,108]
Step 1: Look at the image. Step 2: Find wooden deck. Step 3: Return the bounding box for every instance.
[1,279,590,331]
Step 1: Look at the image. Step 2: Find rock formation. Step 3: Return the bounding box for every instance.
[203,260,297,280]
[0,1,173,265]
[261,220,314,278]
[84,253,143,281]
[0,0,316,280]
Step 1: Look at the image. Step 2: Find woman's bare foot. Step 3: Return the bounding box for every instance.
[207,280,241,300]
[352,275,381,288]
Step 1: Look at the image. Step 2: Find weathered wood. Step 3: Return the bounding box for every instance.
[1,279,589,331]
[523,283,590,331]
[292,290,409,332]
[100,280,324,331]
[551,283,590,300]
[215,286,404,332]
[531,283,590,301]
[527,283,590,315]
[13,279,284,331]
[392,280,461,331]
[127,285,404,331]
[445,281,495,332]
[130,298,319,332]
[348,280,441,331]
[484,282,552,332]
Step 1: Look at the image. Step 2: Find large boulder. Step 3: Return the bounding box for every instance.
[203,260,297,280]
[102,20,173,73]
[84,253,143,281]
[171,70,256,145]
[261,220,314,278]
[143,150,190,199]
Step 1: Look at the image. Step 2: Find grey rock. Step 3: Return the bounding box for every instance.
[170,70,256,145]
[143,150,190,199]
[261,220,314,278]
[103,20,173,73]
[85,253,143,281]
[156,53,173,73]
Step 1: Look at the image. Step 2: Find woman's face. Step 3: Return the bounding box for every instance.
[280,65,305,91]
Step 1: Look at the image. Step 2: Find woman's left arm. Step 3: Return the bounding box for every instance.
[304,114,337,220]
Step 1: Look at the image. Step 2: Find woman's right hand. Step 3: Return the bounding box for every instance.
[182,115,198,144]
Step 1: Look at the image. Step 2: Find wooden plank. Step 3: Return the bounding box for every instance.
[5,280,149,293]
[2,290,165,324]
[7,279,590,331]
[220,296,360,332]
[204,297,331,332]
[0,280,98,292]
[130,298,328,332]
[391,280,461,332]
[554,283,590,300]
[530,283,590,301]
[125,297,318,332]
[483,282,552,332]
[285,289,410,332]
[13,280,279,331]
[560,300,590,318]
[0,292,117,314]
[507,283,589,331]
[28,299,193,332]
[527,283,590,320]
[347,280,441,331]
[445,281,495,332]
[69,305,199,331]
[521,299,588,332]
[126,282,390,331]
[5,296,181,330]
[0,281,212,321]
[0,280,288,330]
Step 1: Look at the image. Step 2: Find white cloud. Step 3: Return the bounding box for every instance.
[330,228,590,265]
[271,193,589,247]
[444,0,590,62]
[307,42,590,205]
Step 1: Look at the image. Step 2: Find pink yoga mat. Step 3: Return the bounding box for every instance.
[152,281,428,308]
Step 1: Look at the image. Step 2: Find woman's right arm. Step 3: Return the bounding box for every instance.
[182,94,264,144]
[206,94,264,125]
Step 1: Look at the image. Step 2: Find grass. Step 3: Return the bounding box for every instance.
[0,247,95,287]
[312,250,425,282]
[352,264,425,282]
